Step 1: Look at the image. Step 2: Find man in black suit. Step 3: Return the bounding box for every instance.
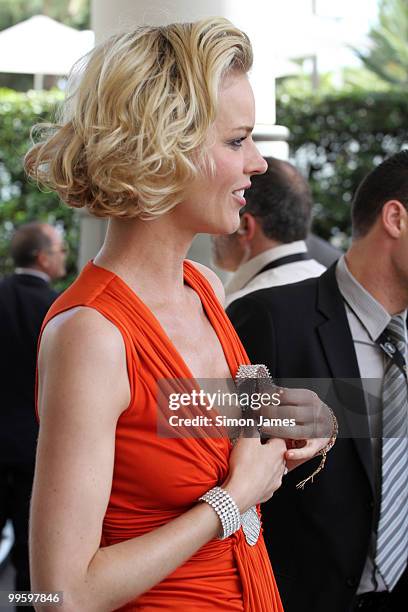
[0,222,66,595]
[211,158,336,308]
[227,152,408,611]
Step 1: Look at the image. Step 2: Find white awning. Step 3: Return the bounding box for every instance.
[0,15,94,76]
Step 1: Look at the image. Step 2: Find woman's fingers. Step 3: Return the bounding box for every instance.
[260,422,315,439]
[259,403,319,439]
[258,391,334,440]
[284,438,329,461]
[274,387,319,407]
[227,435,288,509]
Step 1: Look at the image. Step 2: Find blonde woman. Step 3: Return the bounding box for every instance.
[26,18,332,611]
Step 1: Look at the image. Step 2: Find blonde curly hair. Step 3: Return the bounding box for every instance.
[24,17,253,220]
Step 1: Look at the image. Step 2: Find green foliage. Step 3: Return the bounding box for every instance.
[355,0,408,86]
[277,66,391,101]
[0,0,90,90]
[0,88,79,287]
[0,0,90,30]
[277,90,408,247]
[277,71,339,99]
[340,66,392,93]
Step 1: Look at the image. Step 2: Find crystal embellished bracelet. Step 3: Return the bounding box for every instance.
[199,486,241,540]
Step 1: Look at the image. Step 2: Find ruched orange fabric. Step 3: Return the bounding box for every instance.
[37,260,283,611]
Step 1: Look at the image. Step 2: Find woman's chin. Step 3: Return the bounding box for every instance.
[195,213,240,236]
[214,217,241,236]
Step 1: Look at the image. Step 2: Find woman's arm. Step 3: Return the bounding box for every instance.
[31,307,286,612]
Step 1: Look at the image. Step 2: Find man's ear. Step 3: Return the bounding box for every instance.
[382,200,407,238]
[36,249,50,272]
[237,213,257,240]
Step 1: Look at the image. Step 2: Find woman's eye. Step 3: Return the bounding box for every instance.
[229,137,246,149]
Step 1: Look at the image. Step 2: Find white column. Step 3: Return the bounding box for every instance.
[79,0,288,270]
[223,1,289,158]
[77,210,107,270]
[92,0,230,42]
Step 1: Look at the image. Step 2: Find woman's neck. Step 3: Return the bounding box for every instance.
[94,216,195,301]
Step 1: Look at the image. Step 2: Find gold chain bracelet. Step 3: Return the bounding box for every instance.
[296,404,338,490]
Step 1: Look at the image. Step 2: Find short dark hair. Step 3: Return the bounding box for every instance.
[242,157,313,243]
[352,150,408,238]
[10,222,52,267]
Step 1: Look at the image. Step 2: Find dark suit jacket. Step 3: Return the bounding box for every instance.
[227,263,407,612]
[0,273,57,465]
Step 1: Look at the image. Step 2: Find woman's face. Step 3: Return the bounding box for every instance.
[176,72,267,235]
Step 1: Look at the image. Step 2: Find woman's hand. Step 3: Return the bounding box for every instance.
[222,436,287,513]
[258,387,335,472]
[283,437,329,471]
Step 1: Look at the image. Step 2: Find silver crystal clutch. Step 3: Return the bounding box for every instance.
[235,363,272,383]
[234,364,275,546]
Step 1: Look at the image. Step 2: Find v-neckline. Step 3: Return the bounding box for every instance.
[89,260,237,381]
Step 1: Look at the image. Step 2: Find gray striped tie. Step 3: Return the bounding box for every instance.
[375,315,408,590]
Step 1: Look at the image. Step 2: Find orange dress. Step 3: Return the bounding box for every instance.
[37,260,283,611]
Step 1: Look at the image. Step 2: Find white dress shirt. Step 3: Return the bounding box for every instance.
[336,255,408,594]
[225,241,325,308]
[15,267,51,283]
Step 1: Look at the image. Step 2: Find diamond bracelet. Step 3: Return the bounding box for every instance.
[199,486,241,540]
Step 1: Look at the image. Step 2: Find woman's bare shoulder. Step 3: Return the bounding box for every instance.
[42,306,123,351]
[186,260,225,306]
[38,306,130,419]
